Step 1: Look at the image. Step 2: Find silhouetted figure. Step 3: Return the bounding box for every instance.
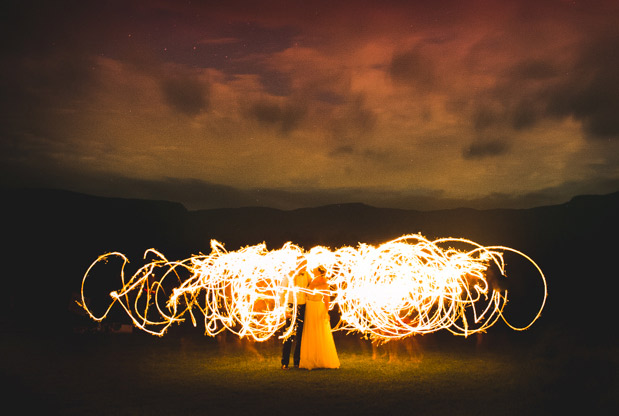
[372,336,423,363]
[216,331,265,360]
[281,258,311,369]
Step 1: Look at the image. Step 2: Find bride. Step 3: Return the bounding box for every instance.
[299,265,340,370]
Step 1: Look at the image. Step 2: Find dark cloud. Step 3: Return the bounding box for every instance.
[389,47,435,91]
[508,59,559,81]
[462,24,618,139]
[468,39,618,137]
[543,33,619,140]
[330,145,355,157]
[249,101,306,135]
[473,107,498,131]
[161,76,210,116]
[462,139,510,160]
[328,94,377,144]
[469,100,539,134]
[510,99,540,131]
[315,90,346,105]
[465,57,561,134]
[259,70,293,96]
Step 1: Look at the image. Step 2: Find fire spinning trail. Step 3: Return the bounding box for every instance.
[79,234,547,342]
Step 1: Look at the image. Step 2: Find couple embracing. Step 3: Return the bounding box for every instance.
[281,260,340,370]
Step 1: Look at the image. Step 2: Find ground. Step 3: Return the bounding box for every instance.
[2,328,617,415]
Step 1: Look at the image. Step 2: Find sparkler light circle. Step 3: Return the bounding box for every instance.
[79,234,547,341]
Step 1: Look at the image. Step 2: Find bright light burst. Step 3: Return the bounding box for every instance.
[79,234,547,342]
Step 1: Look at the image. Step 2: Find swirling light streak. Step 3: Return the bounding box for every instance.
[80,234,547,342]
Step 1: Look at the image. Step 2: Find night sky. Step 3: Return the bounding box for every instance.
[1,0,618,210]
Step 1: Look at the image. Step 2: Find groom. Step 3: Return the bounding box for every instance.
[281,258,311,369]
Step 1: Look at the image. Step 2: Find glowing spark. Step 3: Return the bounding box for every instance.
[79,234,547,341]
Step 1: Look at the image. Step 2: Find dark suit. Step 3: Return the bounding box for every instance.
[281,303,306,367]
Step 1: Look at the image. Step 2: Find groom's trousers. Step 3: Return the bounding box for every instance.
[281,303,306,367]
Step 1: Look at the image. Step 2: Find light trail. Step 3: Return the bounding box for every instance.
[79,234,547,342]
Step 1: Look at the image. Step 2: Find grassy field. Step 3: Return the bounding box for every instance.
[2,329,617,415]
